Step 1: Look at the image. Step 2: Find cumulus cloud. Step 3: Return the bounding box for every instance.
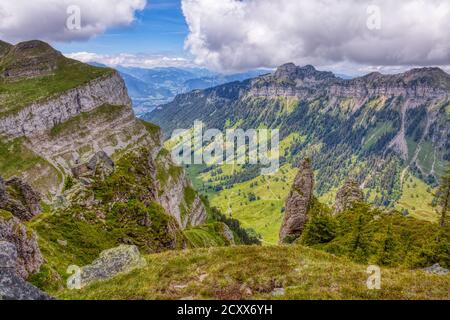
[0,0,146,42]
[181,0,450,72]
[66,52,194,69]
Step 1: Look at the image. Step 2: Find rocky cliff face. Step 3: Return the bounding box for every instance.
[0,176,42,221]
[0,72,131,138]
[0,241,51,300]
[334,179,364,214]
[0,176,43,279]
[0,40,208,229]
[279,159,314,243]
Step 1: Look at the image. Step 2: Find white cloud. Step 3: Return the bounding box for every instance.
[181,0,450,72]
[65,52,194,69]
[0,0,146,42]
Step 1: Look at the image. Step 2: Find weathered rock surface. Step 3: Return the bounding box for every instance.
[334,179,364,214]
[0,242,51,300]
[279,159,314,243]
[72,151,115,179]
[5,177,42,217]
[71,245,147,288]
[0,214,43,279]
[0,71,131,138]
[220,223,235,245]
[423,263,449,276]
[0,176,42,221]
[156,160,207,229]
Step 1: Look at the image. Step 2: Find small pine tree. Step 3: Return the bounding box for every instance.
[377,224,397,265]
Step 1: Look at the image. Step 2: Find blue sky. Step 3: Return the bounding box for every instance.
[1,0,447,74]
[55,0,188,56]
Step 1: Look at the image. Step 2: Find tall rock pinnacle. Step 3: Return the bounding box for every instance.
[279,159,314,243]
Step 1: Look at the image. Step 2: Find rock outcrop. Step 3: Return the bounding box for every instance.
[68,245,147,289]
[423,263,449,276]
[71,151,115,180]
[0,176,42,221]
[0,241,51,300]
[334,179,364,214]
[0,176,43,279]
[279,159,314,243]
[158,171,207,229]
[0,213,43,279]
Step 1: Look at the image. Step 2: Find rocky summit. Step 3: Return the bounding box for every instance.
[279,159,314,243]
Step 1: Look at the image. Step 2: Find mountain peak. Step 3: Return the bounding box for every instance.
[275,63,316,77]
[13,40,59,55]
[274,63,335,82]
[0,40,63,80]
[403,66,449,81]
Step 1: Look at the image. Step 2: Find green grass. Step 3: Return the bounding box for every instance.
[0,209,13,220]
[0,137,46,177]
[397,173,438,222]
[363,121,394,150]
[183,223,232,248]
[0,137,62,196]
[0,57,113,118]
[49,104,127,138]
[140,120,161,140]
[209,164,297,244]
[57,245,450,300]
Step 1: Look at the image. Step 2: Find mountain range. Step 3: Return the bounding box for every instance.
[89,62,270,116]
[148,63,450,240]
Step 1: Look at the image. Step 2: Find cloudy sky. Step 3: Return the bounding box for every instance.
[0,0,449,75]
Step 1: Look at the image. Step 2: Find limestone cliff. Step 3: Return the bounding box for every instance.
[0,40,207,229]
[0,176,43,279]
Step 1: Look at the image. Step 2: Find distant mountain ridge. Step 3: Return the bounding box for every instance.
[148,63,450,219]
[87,63,270,116]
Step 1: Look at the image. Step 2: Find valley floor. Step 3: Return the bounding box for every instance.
[58,245,449,300]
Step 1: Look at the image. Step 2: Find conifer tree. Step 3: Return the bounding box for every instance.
[435,165,450,228]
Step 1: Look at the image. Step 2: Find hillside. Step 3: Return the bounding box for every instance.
[0,40,251,299]
[58,245,449,300]
[148,63,450,241]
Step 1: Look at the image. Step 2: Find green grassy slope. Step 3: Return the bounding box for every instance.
[58,245,449,300]
[0,54,113,118]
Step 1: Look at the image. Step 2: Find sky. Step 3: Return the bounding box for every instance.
[0,0,449,75]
